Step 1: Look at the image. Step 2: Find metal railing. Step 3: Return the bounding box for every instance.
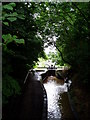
[33,66,69,71]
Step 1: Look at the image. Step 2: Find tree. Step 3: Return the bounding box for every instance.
[33,2,89,85]
[2,2,45,105]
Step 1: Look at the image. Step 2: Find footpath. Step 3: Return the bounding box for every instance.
[4,71,47,120]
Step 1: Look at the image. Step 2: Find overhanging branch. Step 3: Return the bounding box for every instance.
[72,3,88,24]
[54,42,72,66]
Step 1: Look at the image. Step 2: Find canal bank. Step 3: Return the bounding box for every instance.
[60,92,76,120]
[68,74,89,120]
[61,68,89,120]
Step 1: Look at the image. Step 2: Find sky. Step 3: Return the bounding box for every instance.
[44,36,57,55]
[44,46,56,55]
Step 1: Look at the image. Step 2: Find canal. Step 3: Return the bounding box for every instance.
[3,70,76,120]
[43,75,75,120]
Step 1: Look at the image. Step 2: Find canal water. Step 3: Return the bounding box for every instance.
[43,76,68,120]
[33,71,74,120]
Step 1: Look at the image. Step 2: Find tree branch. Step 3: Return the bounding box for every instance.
[54,42,72,66]
[72,3,88,23]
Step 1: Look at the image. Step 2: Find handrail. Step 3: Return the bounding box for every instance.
[33,66,69,71]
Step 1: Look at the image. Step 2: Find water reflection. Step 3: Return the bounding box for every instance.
[44,77,69,120]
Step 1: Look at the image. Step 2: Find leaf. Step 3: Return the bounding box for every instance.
[17,15,25,20]
[13,35,17,39]
[3,22,9,26]
[2,34,24,45]
[9,12,18,17]
[2,34,12,44]
[3,12,18,22]
[3,4,13,11]
[7,17,17,22]
[2,44,8,51]
[14,39,25,44]
[9,3,16,7]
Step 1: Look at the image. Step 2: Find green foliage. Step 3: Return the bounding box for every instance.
[34,57,48,68]
[48,51,64,66]
[7,17,17,22]
[2,2,89,107]
[3,22,9,26]
[14,38,24,44]
[2,34,24,45]
[33,2,89,85]
[2,2,45,106]
[3,3,16,11]
[3,74,21,104]
[2,3,25,23]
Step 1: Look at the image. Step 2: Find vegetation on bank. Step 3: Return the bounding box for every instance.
[2,2,45,105]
